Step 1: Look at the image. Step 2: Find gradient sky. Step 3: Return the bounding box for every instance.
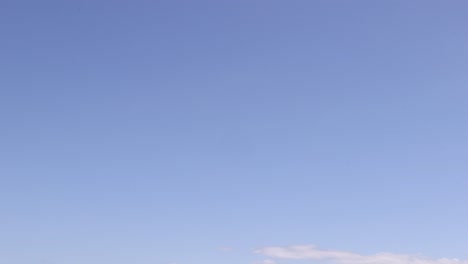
[1,1,468,264]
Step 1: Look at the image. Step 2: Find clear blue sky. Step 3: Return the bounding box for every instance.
[1,1,467,264]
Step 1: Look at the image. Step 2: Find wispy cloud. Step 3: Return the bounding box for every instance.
[219,246,234,252]
[253,260,276,264]
[255,245,467,264]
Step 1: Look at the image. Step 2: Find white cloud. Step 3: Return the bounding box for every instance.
[255,245,467,264]
[253,260,276,264]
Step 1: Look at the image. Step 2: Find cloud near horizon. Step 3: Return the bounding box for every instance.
[255,245,467,264]
[253,260,276,264]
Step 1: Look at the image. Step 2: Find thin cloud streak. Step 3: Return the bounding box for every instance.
[253,260,276,264]
[255,245,467,264]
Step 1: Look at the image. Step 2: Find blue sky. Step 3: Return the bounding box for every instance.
[1,1,468,264]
